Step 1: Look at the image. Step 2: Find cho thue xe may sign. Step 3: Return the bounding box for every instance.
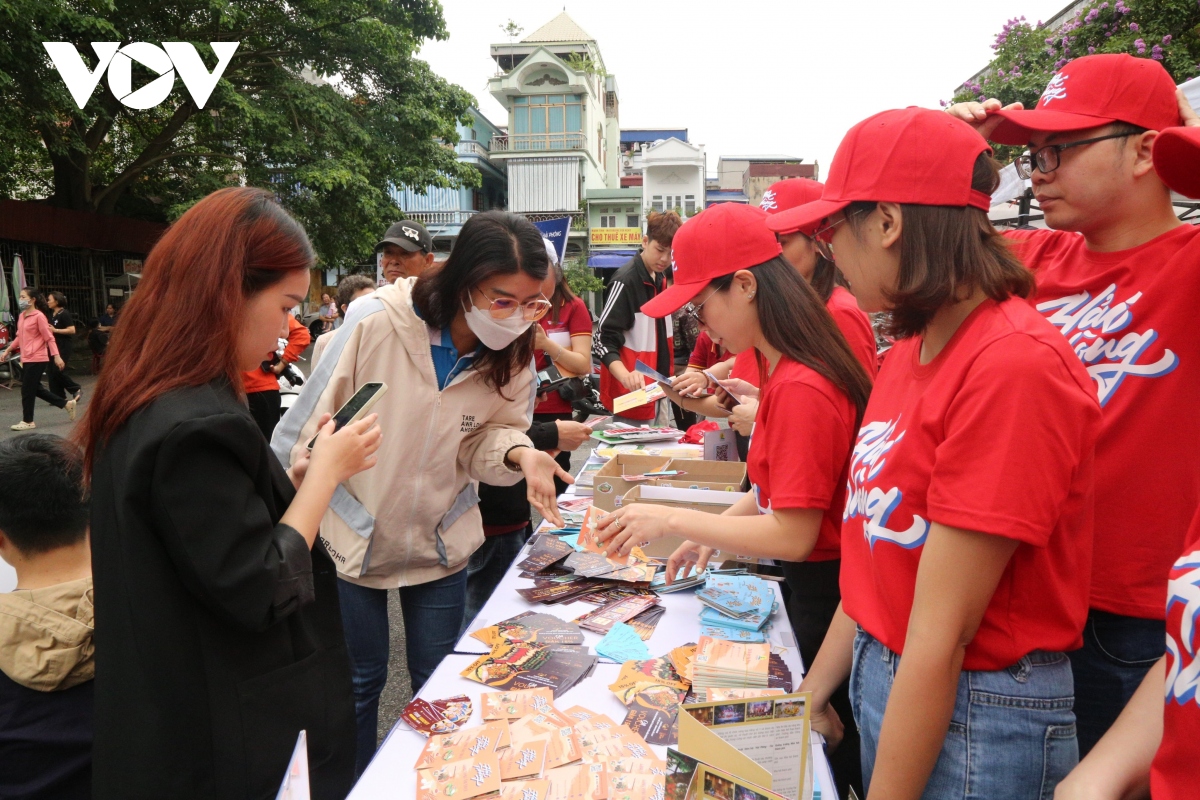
[590,228,643,246]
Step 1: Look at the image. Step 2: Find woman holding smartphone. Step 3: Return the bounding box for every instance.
[273,210,571,775]
[788,109,1100,799]
[81,187,381,799]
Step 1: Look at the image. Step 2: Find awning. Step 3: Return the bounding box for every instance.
[588,250,637,268]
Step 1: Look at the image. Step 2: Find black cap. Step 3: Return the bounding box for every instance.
[376,220,432,254]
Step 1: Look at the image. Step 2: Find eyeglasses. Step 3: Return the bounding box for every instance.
[475,288,552,321]
[682,288,717,325]
[1015,130,1141,179]
[811,216,850,262]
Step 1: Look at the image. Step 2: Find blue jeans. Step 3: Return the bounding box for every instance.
[337,570,468,776]
[1067,609,1165,756]
[850,629,1078,800]
[461,526,530,636]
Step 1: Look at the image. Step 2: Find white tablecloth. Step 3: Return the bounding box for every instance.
[348,525,838,800]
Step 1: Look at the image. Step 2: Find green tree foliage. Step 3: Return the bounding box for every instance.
[950,0,1200,111]
[0,0,481,269]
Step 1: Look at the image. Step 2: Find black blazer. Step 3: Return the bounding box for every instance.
[89,381,355,800]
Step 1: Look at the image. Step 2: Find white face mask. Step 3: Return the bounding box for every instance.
[461,296,533,350]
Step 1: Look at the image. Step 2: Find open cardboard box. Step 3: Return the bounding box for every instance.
[590,453,673,511]
[618,484,747,559]
[654,458,748,492]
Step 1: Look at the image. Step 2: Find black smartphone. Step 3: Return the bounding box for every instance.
[536,363,572,392]
[306,382,387,450]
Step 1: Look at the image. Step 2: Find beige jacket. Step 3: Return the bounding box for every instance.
[272,278,535,589]
[0,577,94,691]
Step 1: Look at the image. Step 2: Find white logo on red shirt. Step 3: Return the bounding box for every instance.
[844,418,930,550]
[1166,549,1200,707]
[1036,285,1178,406]
[760,190,778,212]
[1040,72,1068,106]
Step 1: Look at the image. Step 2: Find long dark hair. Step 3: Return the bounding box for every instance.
[549,262,580,324]
[21,287,52,319]
[710,257,872,425]
[846,153,1033,339]
[809,254,849,304]
[412,211,550,395]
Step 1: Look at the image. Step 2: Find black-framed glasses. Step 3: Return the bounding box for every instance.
[1015,130,1142,179]
[682,288,717,325]
[474,287,552,321]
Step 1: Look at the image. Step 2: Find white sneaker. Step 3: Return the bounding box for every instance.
[10,421,36,431]
[66,398,77,421]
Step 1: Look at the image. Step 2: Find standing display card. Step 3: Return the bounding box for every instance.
[679,691,813,800]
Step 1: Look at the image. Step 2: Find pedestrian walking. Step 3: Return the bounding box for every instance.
[45,291,83,402]
[1,288,75,430]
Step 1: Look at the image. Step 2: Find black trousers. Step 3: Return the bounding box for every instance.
[20,362,66,423]
[47,357,81,398]
[246,389,282,441]
[782,558,863,799]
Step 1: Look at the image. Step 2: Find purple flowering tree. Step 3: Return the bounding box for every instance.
[950,0,1200,114]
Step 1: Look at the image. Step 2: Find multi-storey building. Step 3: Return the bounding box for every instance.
[486,11,621,246]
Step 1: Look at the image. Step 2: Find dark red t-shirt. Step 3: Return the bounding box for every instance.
[535,296,592,414]
[748,357,856,563]
[688,332,725,371]
[1007,224,1200,619]
[1150,506,1200,800]
[840,297,1101,670]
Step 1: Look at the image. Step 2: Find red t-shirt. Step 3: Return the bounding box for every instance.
[1008,224,1200,619]
[1150,507,1200,800]
[688,332,725,371]
[535,296,593,414]
[826,286,878,377]
[749,357,856,563]
[729,350,761,387]
[840,297,1100,671]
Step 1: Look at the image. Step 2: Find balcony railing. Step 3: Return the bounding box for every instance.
[403,210,478,227]
[403,209,587,232]
[455,140,490,158]
[491,133,587,153]
[521,211,587,231]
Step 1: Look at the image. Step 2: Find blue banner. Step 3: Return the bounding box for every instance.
[532,217,571,265]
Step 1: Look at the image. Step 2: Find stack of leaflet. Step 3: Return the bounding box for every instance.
[695,574,776,644]
[690,636,771,692]
[591,423,685,445]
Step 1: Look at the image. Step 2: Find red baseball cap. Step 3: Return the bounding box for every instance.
[1153,125,1200,198]
[766,107,993,236]
[760,178,828,234]
[759,178,825,214]
[989,54,1181,145]
[641,204,782,319]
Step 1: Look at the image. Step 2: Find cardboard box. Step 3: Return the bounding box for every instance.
[617,484,747,559]
[659,458,747,491]
[590,454,673,511]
